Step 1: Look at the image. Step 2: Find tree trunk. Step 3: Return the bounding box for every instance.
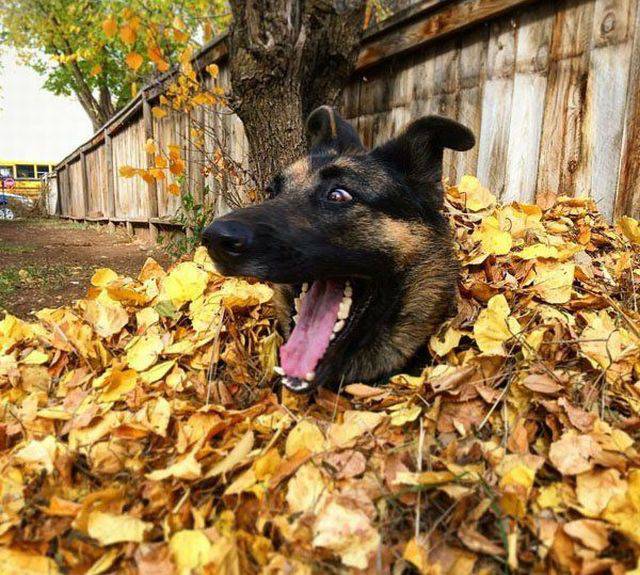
[227,0,366,195]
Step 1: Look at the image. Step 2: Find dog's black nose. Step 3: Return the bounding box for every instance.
[202,220,254,259]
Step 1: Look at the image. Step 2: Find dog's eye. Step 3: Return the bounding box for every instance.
[326,188,353,203]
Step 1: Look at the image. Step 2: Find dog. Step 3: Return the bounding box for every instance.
[203,106,474,393]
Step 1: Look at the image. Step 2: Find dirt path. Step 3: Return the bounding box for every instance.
[0,218,171,318]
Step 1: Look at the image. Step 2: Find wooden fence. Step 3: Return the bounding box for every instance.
[56,0,640,238]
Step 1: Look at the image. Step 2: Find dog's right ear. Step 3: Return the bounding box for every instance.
[371,115,475,212]
[306,106,365,154]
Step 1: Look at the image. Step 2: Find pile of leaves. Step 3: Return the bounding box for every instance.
[1,178,640,574]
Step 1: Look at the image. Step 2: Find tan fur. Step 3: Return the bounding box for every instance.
[327,107,337,139]
[271,284,294,337]
[285,158,312,189]
[379,217,431,266]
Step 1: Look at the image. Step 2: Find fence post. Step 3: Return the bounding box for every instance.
[65,164,72,217]
[80,150,90,220]
[104,129,116,232]
[189,107,206,205]
[142,91,159,242]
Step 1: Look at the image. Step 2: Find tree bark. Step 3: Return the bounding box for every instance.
[227,0,366,195]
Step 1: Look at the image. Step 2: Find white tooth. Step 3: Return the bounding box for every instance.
[301,282,309,293]
[344,283,353,298]
[305,371,315,382]
[333,319,345,333]
[338,299,351,320]
[294,297,301,312]
[292,314,299,324]
[273,366,285,376]
[330,333,335,341]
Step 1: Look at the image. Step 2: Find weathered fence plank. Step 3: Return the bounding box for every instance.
[476,16,517,197]
[617,0,640,219]
[535,0,595,208]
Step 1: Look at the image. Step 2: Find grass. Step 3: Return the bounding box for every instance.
[0,242,36,254]
[0,265,69,309]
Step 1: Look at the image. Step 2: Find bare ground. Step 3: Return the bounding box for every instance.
[0,218,171,318]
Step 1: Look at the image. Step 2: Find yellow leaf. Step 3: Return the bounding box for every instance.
[22,349,49,365]
[173,28,189,43]
[102,16,117,39]
[499,464,536,518]
[474,215,512,255]
[119,24,136,45]
[253,448,281,480]
[536,482,575,512]
[515,244,559,260]
[313,499,380,569]
[161,262,209,307]
[389,404,422,426]
[14,435,57,474]
[83,298,128,338]
[285,419,325,457]
[90,64,102,77]
[473,294,521,356]
[170,530,212,574]
[618,216,640,244]
[286,463,327,514]
[154,155,167,169]
[98,368,137,403]
[563,519,610,551]
[170,158,186,176]
[217,278,273,309]
[126,332,164,371]
[576,468,627,516]
[327,411,386,448]
[168,182,181,195]
[147,449,202,481]
[207,63,219,78]
[168,144,181,160]
[119,165,137,178]
[549,431,600,475]
[87,511,151,545]
[205,429,254,479]
[144,138,157,155]
[125,52,143,71]
[393,470,456,487]
[457,175,496,211]
[152,106,167,119]
[602,469,640,544]
[430,325,463,356]
[136,306,159,330]
[532,261,575,304]
[140,360,175,384]
[0,548,60,574]
[91,267,118,287]
[403,538,430,575]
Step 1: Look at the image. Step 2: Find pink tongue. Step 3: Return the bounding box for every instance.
[280,280,344,379]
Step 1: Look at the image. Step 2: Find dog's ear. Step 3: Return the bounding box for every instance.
[306,106,365,154]
[371,115,475,211]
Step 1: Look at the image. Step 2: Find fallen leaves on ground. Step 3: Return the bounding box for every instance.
[1,178,640,573]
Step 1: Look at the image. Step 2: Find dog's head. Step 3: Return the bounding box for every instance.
[203,106,474,393]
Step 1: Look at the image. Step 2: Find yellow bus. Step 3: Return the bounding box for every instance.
[0,160,55,199]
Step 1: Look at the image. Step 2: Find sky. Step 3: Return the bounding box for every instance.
[0,49,93,164]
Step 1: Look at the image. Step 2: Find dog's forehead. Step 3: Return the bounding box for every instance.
[281,153,385,191]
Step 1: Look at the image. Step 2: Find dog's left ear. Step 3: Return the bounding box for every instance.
[306,106,365,154]
[371,115,475,211]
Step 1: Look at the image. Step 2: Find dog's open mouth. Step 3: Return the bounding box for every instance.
[275,279,356,393]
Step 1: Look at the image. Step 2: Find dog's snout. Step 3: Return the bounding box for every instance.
[202,220,254,260]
